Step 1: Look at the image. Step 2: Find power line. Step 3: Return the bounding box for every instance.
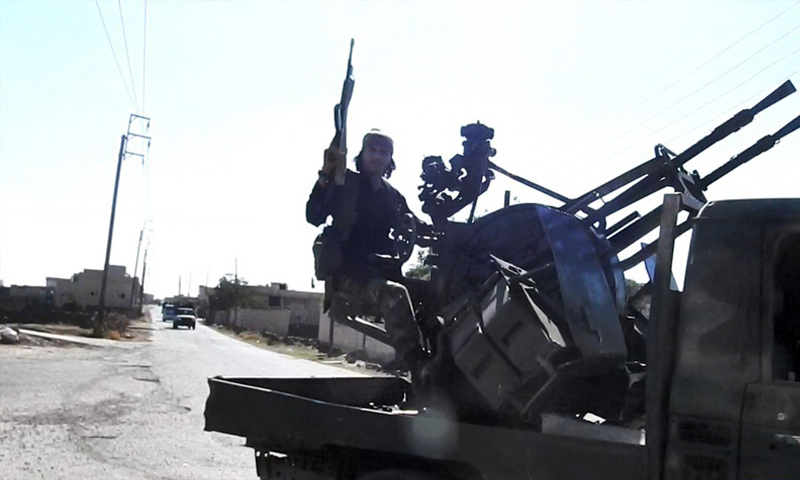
[149,215,255,225]
[142,139,152,224]
[589,48,800,173]
[13,209,106,217]
[544,30,800,184]
[117,0,139,112]
[665,64,800,147]
[538,1,800,164]
[650,51,800,142]
[94,0,136,109]
[620,0,800,114]
[562,22,800,169]
[142,0,148,114]
[553,69,800,187]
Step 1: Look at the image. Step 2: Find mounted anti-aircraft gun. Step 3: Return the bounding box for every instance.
[205,78,800,480]
[412,80,800,425]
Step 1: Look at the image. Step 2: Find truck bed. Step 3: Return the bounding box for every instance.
[205,376,646,480]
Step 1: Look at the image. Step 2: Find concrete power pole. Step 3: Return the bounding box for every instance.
[95,135,128,338]
[129,229,144,312]
[234,257,238,326]
[138,247,148,312]
[95,114,151,338]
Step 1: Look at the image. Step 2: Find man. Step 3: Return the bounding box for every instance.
[306,129,427,370]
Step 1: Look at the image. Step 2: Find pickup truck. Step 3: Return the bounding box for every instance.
[205,80,800,479]
[173,307,197,330]
[204,197,800,480]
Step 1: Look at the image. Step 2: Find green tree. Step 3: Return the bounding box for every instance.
[405,248,431,280]
[209,275,249,311]
[624,278,644,298]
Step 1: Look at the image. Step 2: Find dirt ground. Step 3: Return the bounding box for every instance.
[208,325,397,377]
[9,312,153,345]
[230,330,325,360]
[3,311,393,376]
[10,331,75,347]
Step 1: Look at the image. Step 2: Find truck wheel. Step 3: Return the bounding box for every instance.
[359,470,442,480]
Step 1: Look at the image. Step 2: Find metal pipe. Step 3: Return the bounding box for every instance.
[646,193,681,480]
[488,160,570,203]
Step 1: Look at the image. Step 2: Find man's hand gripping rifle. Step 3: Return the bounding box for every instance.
[328,39,355,186]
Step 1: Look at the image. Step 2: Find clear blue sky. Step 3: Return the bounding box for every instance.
[2,0,799,298]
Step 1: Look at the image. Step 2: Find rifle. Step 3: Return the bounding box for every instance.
[331,39,355,185]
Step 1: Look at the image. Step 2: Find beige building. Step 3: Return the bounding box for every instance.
[318,311,396,363]
[210,282,323,337]
[47,265,139,310]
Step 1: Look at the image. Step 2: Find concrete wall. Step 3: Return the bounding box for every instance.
[283,296,321,326]
[209,285,323,337]
[214,310,229,326]
[282,296,322,337]
[9,285,51,304]
[318,311,396,364]
[219,308,292,337]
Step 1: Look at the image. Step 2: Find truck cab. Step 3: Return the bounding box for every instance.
[665,199,800,479]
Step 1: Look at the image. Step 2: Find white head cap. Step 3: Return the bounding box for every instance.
[362,128,393,149]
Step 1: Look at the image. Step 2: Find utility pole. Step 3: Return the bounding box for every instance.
[234,257,239,326]
[94,114,151,338]
[204,269,210,316]
[179,275,182,296]
[129,228,144,312]
[188,272,192,298]
[138,246,148,312]
[95,135,127,337]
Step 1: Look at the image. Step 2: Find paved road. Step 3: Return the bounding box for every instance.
[0,306,361,480]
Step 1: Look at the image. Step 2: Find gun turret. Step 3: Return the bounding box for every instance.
[413,80,800,425]
[418,122,496,223]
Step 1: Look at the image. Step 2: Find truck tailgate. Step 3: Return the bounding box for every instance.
[204,376,647,480]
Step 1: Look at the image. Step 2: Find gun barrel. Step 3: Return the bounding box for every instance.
[567,81,796,216]
[336,39,356,153]
[347,38,354,70]
[751,79,796,115]
[332,39,355,185]
[673,80,795,169]
[487,160,570,202]
[775,111,800,139]
[702,112,800,189]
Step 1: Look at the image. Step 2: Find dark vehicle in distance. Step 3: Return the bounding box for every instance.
[162,303,177,322]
